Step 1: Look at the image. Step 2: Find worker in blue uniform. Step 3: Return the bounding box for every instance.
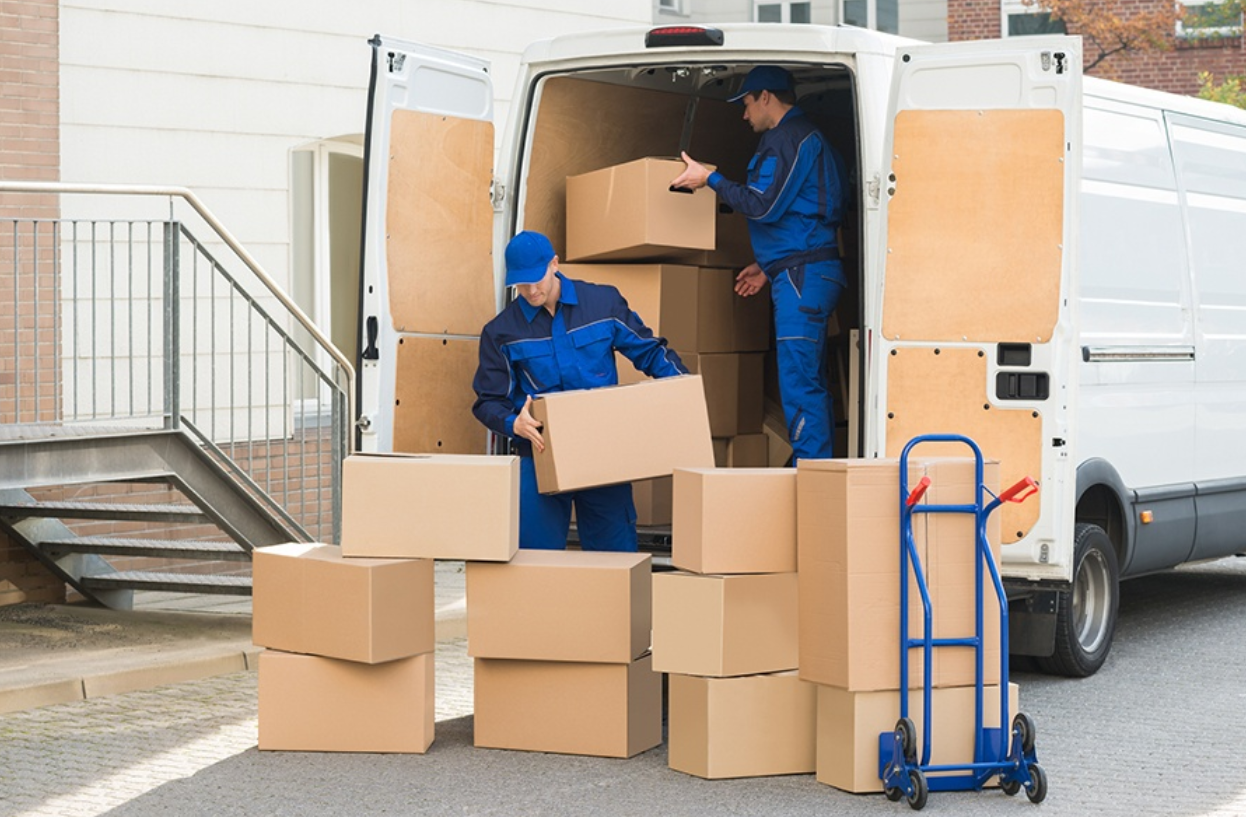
[472,230,687,551]
[672,65,847,462]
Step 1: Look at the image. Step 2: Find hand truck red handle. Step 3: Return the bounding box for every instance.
[905,476,932,507]
[998,476,1039,504]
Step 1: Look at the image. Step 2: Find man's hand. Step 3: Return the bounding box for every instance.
[513,395,545,453]
[670,151,711,191]
[735,263,767,297]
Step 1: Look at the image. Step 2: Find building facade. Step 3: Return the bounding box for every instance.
[655,0,950,45]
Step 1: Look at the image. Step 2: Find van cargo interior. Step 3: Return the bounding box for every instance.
[517,64,862,460]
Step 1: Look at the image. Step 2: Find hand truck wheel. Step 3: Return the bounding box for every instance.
[1012,712,1037,755]
[1025,763,1048,804]
[896,717,918,764]
[906,769,928,811]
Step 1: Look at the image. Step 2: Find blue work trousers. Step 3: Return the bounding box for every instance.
[518,456,638,552]
[771,259,845,463]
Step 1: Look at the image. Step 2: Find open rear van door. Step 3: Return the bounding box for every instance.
[357,36,496,454]
[871,37,1082,584]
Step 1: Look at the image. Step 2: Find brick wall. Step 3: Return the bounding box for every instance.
[0,0,61,606]
[948,0,1246,95]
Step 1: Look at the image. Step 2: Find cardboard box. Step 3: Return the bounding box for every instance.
[672,468,797,574]
[652,571,798,677]
[531,376,714,494]
[258,651,434,753]
[797,458,926,691]
[252,543,433,664]
[669,671,816,779]
[466,550,651,663]
[682,352,764,437]
[684,205,756,268]
[633,476,673,526]
[473,654,662,758]
[565,157,716,263]
[340,453,518,562]
[712,434,769,468]
[816,682,1019,793]
[762,411,794,468]
[797,458,1002,691]
[562,265,769,382]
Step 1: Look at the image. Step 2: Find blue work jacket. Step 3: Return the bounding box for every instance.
[472,273,686,457]
[707,106,847,281]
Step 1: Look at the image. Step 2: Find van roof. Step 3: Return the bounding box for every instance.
[1085,75,1246,126]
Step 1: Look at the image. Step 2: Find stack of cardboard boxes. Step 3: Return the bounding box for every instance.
[560,157,771,525]
[253,452,520,753]
[653,467,817,779]
[796,458,1017,792]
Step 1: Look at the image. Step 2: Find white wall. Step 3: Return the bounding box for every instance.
[657,0,946,39]
[58,0,653,288]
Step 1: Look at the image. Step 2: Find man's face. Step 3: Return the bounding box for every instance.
[741,92,773,133]
[515,260,557,308]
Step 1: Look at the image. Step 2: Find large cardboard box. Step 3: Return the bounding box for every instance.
[797,458,1002,692]
[531,376,714,494]
[258,651,434,753]
[340,453,518,562]
[252,543,433,664]
[682,352,765,437]
[652,571,798,677]
[672,468,797,574]
[816,682,1019,793]
[712,434,769,468]
[684,205,756,268]
[473,654,662,758]
[668,671,816,779]
[633,476,673,526]
[565,157,715,263]
[466,550,651,663]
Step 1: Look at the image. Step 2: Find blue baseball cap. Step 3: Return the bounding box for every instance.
[727,65,795,103]
[504,230,556,287]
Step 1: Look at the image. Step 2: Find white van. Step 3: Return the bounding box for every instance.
[356,24,1246,678]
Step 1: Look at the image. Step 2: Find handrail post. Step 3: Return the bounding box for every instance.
[163,221,181,430]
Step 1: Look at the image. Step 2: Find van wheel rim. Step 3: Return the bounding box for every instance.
[1073,547,1111,653]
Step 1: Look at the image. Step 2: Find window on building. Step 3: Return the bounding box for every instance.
[1000,0,1068,36]
[842,0,898,33]
[1177,0,1243,39]
[658,0,685,14]
[755,1,813,23]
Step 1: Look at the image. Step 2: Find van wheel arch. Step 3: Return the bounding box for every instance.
[1038,522,1120,677]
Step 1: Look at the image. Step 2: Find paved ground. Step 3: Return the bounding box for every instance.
[3,556,1246,816]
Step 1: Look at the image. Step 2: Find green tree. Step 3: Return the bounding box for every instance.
[1197,72,1246,108]
[1023,0,1182,73]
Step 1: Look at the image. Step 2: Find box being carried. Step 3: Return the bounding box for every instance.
[565,157,716,263]
[531,375,714,494]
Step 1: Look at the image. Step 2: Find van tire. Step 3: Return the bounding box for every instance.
[1038,523,1119,677]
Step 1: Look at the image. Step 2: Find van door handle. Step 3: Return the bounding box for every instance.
[362,316,379,360]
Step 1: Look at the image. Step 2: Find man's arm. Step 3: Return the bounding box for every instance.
[708,133,823,224]
[471,328,520,439]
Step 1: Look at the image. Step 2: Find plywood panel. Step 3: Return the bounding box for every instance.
[387,110,495,336]
[884,347,1041,542]
[394,336,486,455]
[526,77,756,253]
[882,110,1065,343]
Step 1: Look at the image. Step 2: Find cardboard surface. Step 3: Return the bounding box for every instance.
[393,336,486,455]
[633,476,673,526]
[340,453,519,562]
[258,651,434,754]
[466,550,651,663]
[682,352,765,437]
[386,109,495,336]
[652,571,798,677]
[565,158,716,263]
[252,543,433,664]
[668,671,816,779]
[816,682,1019,793]
[712,434,770,468]
[473,654,662,758]
[684,206,757,269]
[531,376,714,494]
[672,468,797,574]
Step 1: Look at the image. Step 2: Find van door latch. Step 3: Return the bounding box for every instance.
[490,178,506,210]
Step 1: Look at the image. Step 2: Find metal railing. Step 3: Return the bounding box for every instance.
[0,182,354,543]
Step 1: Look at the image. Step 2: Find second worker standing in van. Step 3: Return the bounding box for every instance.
[472,230,688,552]
[671,65,847,462]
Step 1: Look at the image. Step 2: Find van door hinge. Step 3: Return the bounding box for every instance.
[867,173,881,206]
[490,178,505,211]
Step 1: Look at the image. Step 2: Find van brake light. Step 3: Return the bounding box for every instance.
[645,26,724,47]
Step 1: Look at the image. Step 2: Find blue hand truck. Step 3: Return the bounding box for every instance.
[878,433,1047,810]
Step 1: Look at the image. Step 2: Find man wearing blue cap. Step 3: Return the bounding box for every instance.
[672,65,848,463]
[472,230,687,551]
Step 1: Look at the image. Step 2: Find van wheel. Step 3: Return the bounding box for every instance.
[1038,523,1119,677]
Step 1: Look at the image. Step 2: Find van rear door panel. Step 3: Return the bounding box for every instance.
[359,37,495,453]
[873,37,1081,583]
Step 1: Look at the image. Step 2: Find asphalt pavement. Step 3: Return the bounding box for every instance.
[3,556,1246,816]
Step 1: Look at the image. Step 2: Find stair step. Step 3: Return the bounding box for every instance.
[42,537,251,562]
[81,571,252,596]
[0,500,206,523]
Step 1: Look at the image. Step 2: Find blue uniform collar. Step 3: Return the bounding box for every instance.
[778,106,806,126]
[518,272,577,322]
